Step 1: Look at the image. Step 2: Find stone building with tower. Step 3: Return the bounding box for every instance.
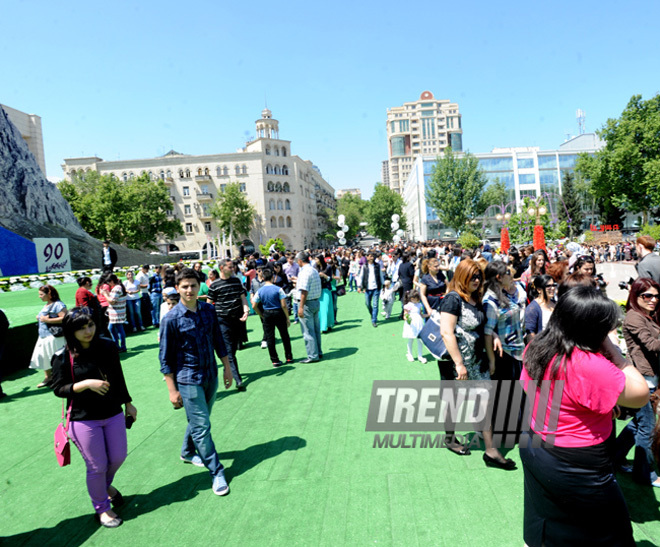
[61,109,335,255]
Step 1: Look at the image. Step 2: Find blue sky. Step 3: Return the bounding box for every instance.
[2,0,659,198]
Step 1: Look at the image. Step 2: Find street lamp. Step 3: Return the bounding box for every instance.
[527,204,548,251]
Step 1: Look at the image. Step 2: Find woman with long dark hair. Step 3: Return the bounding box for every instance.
[51,307,137,528]
[106,274,128,353]
[520,250,546,288]
[520,285,649,546]
[615,278,660,486]
[30,285,67,388]
[525,274,556,340]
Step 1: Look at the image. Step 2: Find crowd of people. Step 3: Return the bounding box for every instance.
[4,233,660,543]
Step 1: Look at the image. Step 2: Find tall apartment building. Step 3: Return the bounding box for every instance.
[62,109,335,254]
[385,91,462,193]
[1,104,47,175]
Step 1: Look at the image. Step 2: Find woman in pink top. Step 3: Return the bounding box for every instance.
[519,285,648,547]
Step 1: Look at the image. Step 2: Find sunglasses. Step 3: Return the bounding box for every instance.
[470,274,483,282]
[546,284,557,288]
[640,293,660,302]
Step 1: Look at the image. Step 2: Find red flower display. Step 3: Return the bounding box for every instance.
[533,224,546,251]
[500,226,510,254]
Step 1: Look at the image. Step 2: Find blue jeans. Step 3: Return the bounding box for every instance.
[365,289,379,324]
[150,292,163,326]
[108,323,126,351]
[348,274,357,291]
[126,299,143,331]
[299,299,322,360]
[615,384,658,484]
[179,377,223,478]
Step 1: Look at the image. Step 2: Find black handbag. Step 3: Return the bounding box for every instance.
[46,304,64,337]
[336,285,346,297]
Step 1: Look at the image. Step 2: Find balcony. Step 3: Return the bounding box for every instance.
[195,175,212,183]
[197,192,213,201]
[164,177,174,185]
[198,210,213,220]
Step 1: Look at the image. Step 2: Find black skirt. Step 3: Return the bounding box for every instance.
[519,437,634,547]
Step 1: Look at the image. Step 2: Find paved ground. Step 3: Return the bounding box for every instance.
[1,290,659,546]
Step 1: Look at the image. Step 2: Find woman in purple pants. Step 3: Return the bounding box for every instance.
[51,307,137,528]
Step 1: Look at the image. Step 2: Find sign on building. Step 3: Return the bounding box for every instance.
[34,238,71,273]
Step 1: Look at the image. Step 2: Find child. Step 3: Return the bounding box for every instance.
[381,279,395,319]
[402,289,427,363]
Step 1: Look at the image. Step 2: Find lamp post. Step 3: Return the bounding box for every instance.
[527,203,548,251]
[482,201,516,253]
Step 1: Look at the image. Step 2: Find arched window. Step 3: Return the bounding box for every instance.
[283,182,290,192]
[278,216,284,228]
[216,166,221,176]
[204,167,210,176]
[197,168,203,176]
[242,164,247,174]
[267,181,274,192]
[185,169,191,178]
[282,165,289,175]
[223,166,229,176]
[277,199,283,210]
[274,165,281,175]
[275,182,282,192]
[265,145,271,155]
[159,171,165,180]
[269,199,275,210]
[179,169,184,178]
[129,172,135,180]
[166,170,172,179]
[266,164,273,175]
[282,147,287,157]
[148,171,153,180]
[235,165,240,175]
[286,216,292,227]
[274,147,280,156]
[122,172,128,181]
[285,199,291,210]
[270,216,276,228]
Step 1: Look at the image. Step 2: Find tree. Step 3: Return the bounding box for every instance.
[576,94,660,224]
[211,182,256,243]
[259,237,285,255]
[58,171,182,250]
[327,193,367,237]
[365,184,406,242]
[427,149,488,233]
[507,198,567,244]
[477,179,508,215]
[557,172,584,238]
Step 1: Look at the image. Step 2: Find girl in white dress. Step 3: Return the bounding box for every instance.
[403,290,428,363]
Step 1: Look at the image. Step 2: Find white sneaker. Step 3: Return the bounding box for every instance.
[406,354,414,362]
[212,471,230,496]
[418,356,428,364]
[261,341,268,349]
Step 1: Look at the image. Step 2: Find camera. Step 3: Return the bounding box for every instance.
[618,277,635,291]
[595,273,607,289]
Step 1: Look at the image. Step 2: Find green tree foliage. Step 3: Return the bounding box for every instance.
[427,149,488,233]
[365,184,406,242]
[506,198,567,244]
[211,182,256,241]
[259,237,285,255]
[456,232,481,250]
[557,172,584,238]
[477,179,508,215]
[327,193,367,236]
[639,224,660,241]
[576,94,660,224]
[58,171,182,250]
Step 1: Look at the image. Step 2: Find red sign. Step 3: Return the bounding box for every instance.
[590,224,620,232]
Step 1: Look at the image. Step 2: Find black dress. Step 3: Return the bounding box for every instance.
[420,273,447,311]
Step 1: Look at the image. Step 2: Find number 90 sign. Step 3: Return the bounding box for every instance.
[34,238,71,273]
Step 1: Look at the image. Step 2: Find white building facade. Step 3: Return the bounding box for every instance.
[404,134,604,241]
[385,91,463,194]
[2,104,47,175]
[62,109,335,254]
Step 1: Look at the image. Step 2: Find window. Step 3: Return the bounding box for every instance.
[276,182,282,192]
[517,158,534,170]
[197,168,203,176]
[223,166,229,176]
[241,165,247,174]
[270,216,276,228]
[266,164,273,174]
[159,171,165,180]
[283,182,290,192]
[519,174,536,185]
[122,172,128,181]
[216,166,222,176]
[282,147,287,157]
[201,185,209,194]
[265,145,271,155]
[129,172,135,180]
[300,185,303,194]
[235,165,240,175]
[282,165,289,175]
[267,181,274,192]
[185,223,193,233]
[166,170,172,179]
[274,165,281,175]
[274,147,280,156]
[278,216,284,228]
[269,199,275,210]
[240,183,246,192]
[205,221,212,232]
[286,216,292,227]
[277,199,283,210]
[285,199,291,210]
[185,169,191,178]
[179,169,184,178]
[538,155,557,169]
[184,205,192,215]
[204,167,210,176]
[183,186,190,196]
[559,155,578,168]
[220,184,227,193]
[202,204,211,216]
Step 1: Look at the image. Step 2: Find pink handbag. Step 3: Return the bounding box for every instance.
[54,353,74,467]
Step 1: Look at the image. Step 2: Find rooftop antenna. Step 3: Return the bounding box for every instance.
[576,109,586,135]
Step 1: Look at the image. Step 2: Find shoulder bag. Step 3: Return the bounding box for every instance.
[46,304,65,338]
[54,353,74,467]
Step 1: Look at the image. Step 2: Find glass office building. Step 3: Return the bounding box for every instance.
[403,133,604,241]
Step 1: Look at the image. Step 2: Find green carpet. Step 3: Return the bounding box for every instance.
[1,292,659,546]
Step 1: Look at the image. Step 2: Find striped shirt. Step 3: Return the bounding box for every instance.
[107,286,127,324]
[208,276,246,318]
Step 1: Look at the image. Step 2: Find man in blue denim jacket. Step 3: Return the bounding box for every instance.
[159,268,233,496]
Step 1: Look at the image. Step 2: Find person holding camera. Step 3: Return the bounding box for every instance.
[636,235,660,285]
[51,307,137,528]
[574,255,608,293]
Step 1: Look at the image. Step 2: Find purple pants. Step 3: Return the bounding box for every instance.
[69,411,127,514]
